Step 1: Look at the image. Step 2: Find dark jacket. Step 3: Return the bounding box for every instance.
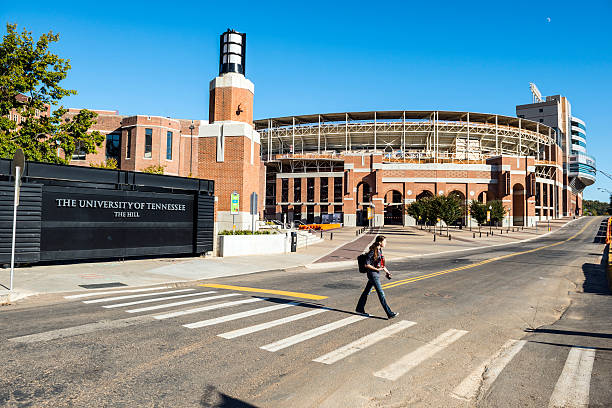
[365,247,384,270]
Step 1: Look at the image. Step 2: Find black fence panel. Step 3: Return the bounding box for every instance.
[196,194,215,253]
[0,182,42,264]
[0,158,214,264]
[39,186,195,261]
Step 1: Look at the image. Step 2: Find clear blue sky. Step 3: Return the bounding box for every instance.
[3,0,611,201]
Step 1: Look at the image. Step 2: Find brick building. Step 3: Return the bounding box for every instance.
[56,30,591,230]
[64,29,265,232]
[256,111,584,227]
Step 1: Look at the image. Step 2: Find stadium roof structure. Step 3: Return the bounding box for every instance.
[255,110,556,161]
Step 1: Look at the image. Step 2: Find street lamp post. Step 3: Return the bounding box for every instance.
[189,122,195,176]
[489,205,492,235]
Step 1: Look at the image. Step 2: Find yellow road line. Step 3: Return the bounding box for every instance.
[382,218,596,290]
[199,284,328,300]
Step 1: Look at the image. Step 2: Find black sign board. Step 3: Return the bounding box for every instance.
[40,186,194,260]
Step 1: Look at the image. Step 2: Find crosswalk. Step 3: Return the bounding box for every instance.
[55,286,601,405]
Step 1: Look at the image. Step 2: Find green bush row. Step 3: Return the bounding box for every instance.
[219,230,276,235]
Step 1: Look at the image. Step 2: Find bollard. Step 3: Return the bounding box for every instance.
[449,234,451,240]
[486,232,489,237]
[433,234,436,242]
[330,232,333,240]
[321,231,323,239]
[473,232,476,239]
[479,232,482,238]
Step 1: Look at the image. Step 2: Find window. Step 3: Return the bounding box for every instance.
[539,119,544,123]
[294,178,302,202]
[307,178,315,202]
[144,128,152,158]
[126,129,132,159]
[166,131,173,160]
[539,108,543,113]
[72,141,87,160]
[106,133,121,161]
[281,179,288,202]
[334,177,343,202]
[320,177,328,202]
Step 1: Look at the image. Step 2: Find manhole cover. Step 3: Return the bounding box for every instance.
[79,282,127,289]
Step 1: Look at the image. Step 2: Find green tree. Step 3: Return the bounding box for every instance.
[583,199,610,216]
[421,196,440,226]
[469,200,487,226]
[438,194,462,235]
[406,200,426,225]
[0,23,103,163]
[488,200,507,225]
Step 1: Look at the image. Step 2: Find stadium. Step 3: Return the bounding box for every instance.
[255,110,570,227]
[30,30,590,232]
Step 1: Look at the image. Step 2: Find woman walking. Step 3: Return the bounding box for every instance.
[356,235,398,319]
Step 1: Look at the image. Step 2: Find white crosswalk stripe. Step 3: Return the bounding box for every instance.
[313,320,417,365]
[83,289,195,304]
[373,328,468,381]
[261,315,368,352]
[218,309,329,339]
[102,291,217,308]
[127,293,241,313]
[548,347,596,408]
[184,302,301,329]
[64,286,171,299]
[153,297,267,320]
[451,339,526,401]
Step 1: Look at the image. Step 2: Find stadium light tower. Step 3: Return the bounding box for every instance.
[529,83,544,103]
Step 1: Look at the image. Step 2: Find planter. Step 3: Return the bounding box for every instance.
[218,233,289,257]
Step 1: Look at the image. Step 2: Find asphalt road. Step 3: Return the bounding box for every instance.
[1,217,610,408]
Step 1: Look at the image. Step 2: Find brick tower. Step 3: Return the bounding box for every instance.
[199,29,264,232]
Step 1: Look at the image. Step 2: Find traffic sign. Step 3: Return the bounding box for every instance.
[250,192,258,215]
[486,210,491,222]
[12,148,24,206]
[230,192,240,215]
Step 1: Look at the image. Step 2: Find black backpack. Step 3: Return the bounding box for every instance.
[357,253,368,273]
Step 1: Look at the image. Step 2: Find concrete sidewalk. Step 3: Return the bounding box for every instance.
[0,218,578,303]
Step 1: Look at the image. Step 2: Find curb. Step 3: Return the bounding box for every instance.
[1,289,38,305]
[0,218,585,304]
[606,243,612,293]
[305,217,581,271]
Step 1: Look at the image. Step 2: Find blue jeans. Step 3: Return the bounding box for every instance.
[356,270,393,317]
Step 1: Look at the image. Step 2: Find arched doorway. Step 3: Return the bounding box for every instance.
[449,190,466,226]
[384,190,403,225]
[477,191,489,203]
[356,182,372,226]
[512,183,525,226]
[416,190,433,201]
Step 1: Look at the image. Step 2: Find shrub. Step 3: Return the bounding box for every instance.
[218,230,275,235]
[142,164,165,174]
[89,158,118,169]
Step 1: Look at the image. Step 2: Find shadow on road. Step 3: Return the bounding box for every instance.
[581,241,611,295]
[524,328,612,339]
[200,385,258,408]
[593,218,608,243]
[525,340,612,352]
[256,296,387,320]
